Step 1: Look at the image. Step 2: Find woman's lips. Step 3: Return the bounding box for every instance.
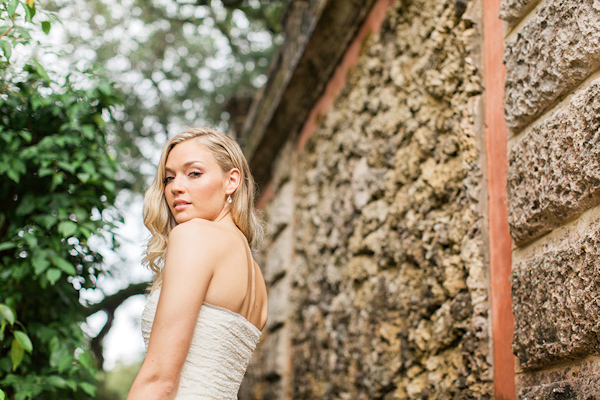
[173,202,191,211]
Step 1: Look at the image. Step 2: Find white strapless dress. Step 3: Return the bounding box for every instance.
[141,288,261,399]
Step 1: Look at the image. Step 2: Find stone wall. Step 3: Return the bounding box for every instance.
[503,0,600,396]
[241,0,494,398]
[239,140,297,399]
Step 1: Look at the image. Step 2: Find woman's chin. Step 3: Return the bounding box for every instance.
[175,214,206,224]
[174,214,191,224]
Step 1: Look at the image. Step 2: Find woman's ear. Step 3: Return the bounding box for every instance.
[225,168,241,195]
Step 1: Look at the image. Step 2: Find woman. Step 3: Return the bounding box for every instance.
[128,127,268,399]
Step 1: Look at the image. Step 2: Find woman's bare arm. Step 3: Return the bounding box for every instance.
[127,220,223,400]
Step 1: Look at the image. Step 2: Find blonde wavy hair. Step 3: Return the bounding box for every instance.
[142,127,264,291]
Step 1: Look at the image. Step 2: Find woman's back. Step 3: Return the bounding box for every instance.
[199,221,268,331]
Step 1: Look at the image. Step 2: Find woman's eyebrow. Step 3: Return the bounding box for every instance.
[165,161,206,173]
[183,161,206,168]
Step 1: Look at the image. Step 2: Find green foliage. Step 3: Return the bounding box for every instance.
[0,1,122,398]
[0,0,58,67]
[54,0,287,190]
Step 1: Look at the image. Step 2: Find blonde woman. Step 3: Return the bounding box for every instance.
[127,127,268,400]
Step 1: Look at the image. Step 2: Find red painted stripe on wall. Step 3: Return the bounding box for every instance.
[484,0,516,398]
[296,0,395,150]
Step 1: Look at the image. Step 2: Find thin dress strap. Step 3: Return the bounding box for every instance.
[242,241,256,322]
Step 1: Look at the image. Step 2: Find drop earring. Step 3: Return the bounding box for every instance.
[227,195,232,204]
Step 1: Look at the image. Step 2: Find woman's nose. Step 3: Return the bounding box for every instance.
[170,175,185,193]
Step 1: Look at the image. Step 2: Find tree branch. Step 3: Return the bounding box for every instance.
[87,281,149,315]
[0,26,14,38]
[87,281,149,365]
[195,0,245,8]
[221,0,245,7]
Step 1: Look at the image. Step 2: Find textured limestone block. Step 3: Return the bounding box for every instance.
[264,225,294,284]
[262,327,290,380]
[266,180,295,238]
[351,157,386,208]
[519,377,600,400]
[344,256,378,282]
[507,79,600,244]
[265,274,291,332]
[517,358,600,398]
[271,140,294,191]
[499,0,537,23]
[503,0,600,132]
[512,223,600,369]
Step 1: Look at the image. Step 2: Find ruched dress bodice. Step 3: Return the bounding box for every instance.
[141,288,261,399]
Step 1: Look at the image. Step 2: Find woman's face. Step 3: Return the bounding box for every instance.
[163,140,231,224]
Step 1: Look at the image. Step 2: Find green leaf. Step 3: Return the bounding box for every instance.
[46,375,69,389]
[0,387,5,400]
[57,161,75,174]
[41,21,51,34]
[23,233,37,248]
[30,94,44,110]
[33,214,57,229]
[74,207,88,222]
[51,172,64,190]
[31,59,50,83]
[46,268,61,284]
[79,382,96,396]
[80,161,93,174]
[16,198,35,215]
[51,256,76,275]
[57,221,77,237]
[18,130,32,142]
[10,338,24,370]
[15,26,31,40]
[6,168,19,183]
[24,2,36,23]
[0,40,11,60]
[76,172,90,183]
[13,331,32,353]
[0,304,15,325]
[7,0,18,18]
[77,350,96,374]
[97,81,112,96]
[38,167,53,177]
[0,242,15,251]
[92,113,105,127]
[79,226,92,239]
[81,125,95,140]
[0,356,9,373]
[0,131,12,143]
[0,269,11,281]
[103,180,115,192]
[11,157,25,174]
[49,340,72,372]
[32,253,51,275]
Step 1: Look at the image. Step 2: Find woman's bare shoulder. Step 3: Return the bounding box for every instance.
[167,219,230,256]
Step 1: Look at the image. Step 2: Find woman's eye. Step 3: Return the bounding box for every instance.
[163,176,174,184]
[189,171,202,177]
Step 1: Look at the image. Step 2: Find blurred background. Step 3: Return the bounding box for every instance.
[0,1,286,398]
